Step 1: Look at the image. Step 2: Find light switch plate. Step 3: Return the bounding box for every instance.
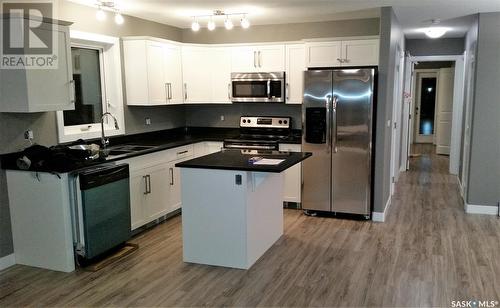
[145,118,151,125]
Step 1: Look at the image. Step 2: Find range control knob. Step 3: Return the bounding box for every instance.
[242,119,246,123]
[278,120,283,124]
[284,120,288,124]
[247,119,251,123]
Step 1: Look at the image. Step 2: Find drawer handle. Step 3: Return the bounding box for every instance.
[169,168,174,185]
[177,150,189,155]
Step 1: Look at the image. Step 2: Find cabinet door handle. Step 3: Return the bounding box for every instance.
[165,83,169,102]
[147,175,152,194]
[168,83,172,100]
[169,168,174,186]
[253,51,257,68]
[143,175,148,195]
[177,150,189,155]
[258,51,262,67]
[228,83,231,100]
[184,83,188,100]
[69,80,75,104]
[286,82,289,100]
[336,58,343,63]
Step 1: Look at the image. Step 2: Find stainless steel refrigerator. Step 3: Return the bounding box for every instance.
[302,68,375,218]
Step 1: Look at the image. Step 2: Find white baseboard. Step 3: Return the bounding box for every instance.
[465,203,499,216]
[372,197,392,222]
[0,254,15,271]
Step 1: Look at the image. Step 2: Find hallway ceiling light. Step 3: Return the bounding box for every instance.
[114,12,124,25]
[95,1,124,25]
[421,27,449,39]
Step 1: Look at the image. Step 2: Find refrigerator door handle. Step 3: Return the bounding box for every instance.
[332,95,339,153]
[326,95,332,153]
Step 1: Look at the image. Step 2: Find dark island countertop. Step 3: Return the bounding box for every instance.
[175,149,312,173]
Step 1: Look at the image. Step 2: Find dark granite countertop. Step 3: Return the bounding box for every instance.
[175,149,311,173]
[1,127,302,173]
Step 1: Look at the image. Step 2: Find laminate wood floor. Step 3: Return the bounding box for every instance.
[1,148,500,307]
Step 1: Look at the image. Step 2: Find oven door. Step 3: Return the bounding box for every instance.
[231,73,285,103]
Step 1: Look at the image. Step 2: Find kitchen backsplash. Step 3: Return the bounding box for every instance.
[184,104,302,129]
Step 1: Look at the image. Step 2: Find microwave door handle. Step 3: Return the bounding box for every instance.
[326,95,332,153]
[332,96,338,153]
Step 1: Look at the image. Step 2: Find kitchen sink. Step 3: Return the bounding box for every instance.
[105,145,157,157]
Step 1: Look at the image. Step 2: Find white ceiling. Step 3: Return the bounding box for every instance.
[69,0,500,38]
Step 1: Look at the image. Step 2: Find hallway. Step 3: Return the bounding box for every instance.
[0,148,499,307]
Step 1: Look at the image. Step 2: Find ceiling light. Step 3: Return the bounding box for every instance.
[224,17,233,30]
[114,12,124,25]
[191,18,200,31]
[421,27,449,39]
[240,15,250,29]
[96,7,106,21]
[207,19,216,31]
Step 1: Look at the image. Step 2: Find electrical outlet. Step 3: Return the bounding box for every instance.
[145,118,151,125]
[24,129,33,141]
[220,115,225,121]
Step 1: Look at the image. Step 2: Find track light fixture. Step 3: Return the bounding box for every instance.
[95,1,124,25]
[190,10,250,31]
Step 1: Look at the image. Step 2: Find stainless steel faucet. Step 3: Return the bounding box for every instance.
[100,112,120,149]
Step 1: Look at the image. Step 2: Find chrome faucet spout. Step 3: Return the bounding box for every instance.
[100,112,119,149]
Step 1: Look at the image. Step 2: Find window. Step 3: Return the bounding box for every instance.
[63,47,104,126]
[57,31,124,143]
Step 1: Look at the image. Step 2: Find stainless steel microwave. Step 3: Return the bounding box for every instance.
[230,72,285,103]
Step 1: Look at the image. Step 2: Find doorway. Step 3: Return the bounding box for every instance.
[401,55,465,174]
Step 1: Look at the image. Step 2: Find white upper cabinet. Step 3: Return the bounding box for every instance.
[123,38,183,106]
[306,39,379,68]
[0,20,74,113]
[306,41,342,68]
[341,39,379,66]
[181,46,212,103]
[285,44,306,104]
[231,45,285,72]
[182,46,232,104]
[163,44,184,104]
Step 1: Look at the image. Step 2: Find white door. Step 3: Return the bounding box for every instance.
[146,42,167,105]
[182,47,212,103]
[414,72,438,143]
[129,171,147,230]
[231,46,257,72]
[145,164,171,222]
[256,45,285,71]
[163,44,184,105]
[436,67,455,155]
[305,41,342,68]
[211,48,232,103]
[390,47,403,195]
[341,39,379,66]
[285,44,305,104]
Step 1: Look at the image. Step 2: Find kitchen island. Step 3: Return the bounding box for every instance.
[176,149,311,269]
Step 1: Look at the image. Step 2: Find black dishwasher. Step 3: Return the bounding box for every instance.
[71,163,131,261]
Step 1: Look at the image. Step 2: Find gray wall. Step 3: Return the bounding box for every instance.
[182,18,380,44]
[185,104,302,129]
[373,7,404,213]
[405,38,465,56]
[466,13,500,208]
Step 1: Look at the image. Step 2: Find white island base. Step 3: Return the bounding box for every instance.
[180,168,284,269]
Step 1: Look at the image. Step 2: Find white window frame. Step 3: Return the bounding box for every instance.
[56,31,125,143]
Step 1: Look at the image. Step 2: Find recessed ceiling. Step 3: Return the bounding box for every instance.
[69,0,500,38]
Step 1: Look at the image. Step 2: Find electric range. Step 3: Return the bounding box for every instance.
[223,116,292,151]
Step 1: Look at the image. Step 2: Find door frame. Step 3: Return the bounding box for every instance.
[402,54,465,175]
[413,69,440,144]
[390,46,404,195]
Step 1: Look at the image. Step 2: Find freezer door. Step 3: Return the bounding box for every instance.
[331,69,374,215]
[302,70,333,212]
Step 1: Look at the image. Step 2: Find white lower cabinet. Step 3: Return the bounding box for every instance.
[279,143,302,203]
[121,145,194,230]
[193,141,224,157]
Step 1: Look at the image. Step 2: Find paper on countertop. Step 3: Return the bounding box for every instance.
[253,158,285,165]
